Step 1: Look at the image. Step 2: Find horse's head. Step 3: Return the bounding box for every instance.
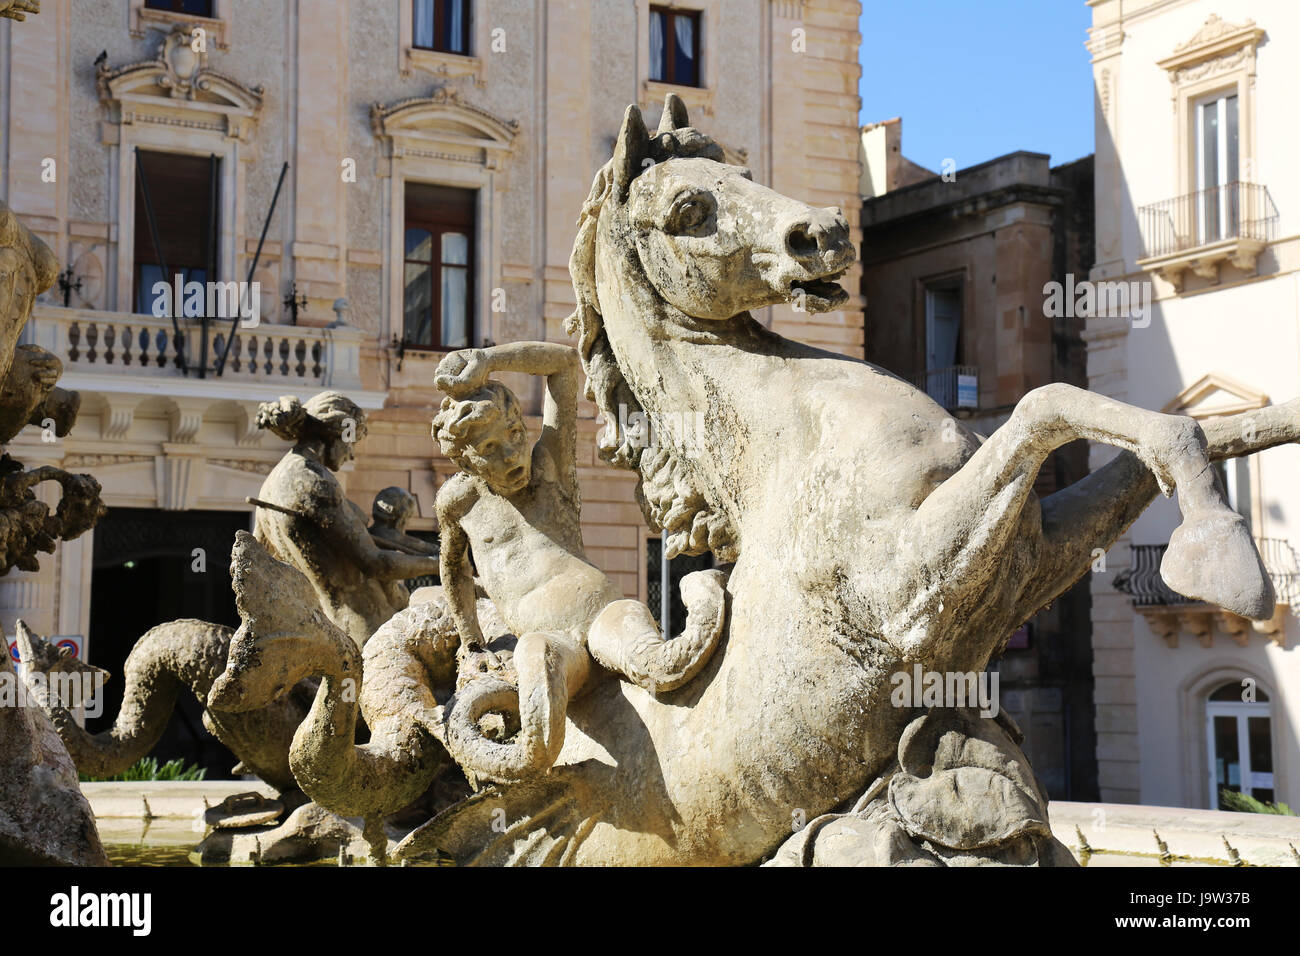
[604,96,855,322]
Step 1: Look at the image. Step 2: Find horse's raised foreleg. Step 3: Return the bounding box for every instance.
[889,385,1272,660]
[1018,398,1300,619]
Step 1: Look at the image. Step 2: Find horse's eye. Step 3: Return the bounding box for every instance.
[672,197,712,233]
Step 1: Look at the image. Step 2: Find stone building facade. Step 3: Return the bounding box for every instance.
[1087,0,1300,809]
[0,0,865,728]
[859,140,1097,799]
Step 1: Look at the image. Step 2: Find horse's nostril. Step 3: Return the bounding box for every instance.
[786,225,820,258]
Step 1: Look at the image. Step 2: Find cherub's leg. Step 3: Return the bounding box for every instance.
[587,568,728,693]
[446,630,588,784]
[889,384,1271,659]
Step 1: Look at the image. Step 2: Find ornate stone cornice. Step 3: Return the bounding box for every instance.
[1158,14,1265,86]
[370,86,518,142]
[97,25,263,140]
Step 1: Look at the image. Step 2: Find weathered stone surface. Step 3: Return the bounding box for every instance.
[0,636,107,866]
[214,94,1300,867]
[252,393,441,648]
[0,197,106,865]
[0,200,105,576]
[19,618,308,794]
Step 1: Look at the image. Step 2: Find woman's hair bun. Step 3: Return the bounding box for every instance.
[256,395,308,441]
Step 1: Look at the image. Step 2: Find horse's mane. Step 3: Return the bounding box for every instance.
[565,109,739,563]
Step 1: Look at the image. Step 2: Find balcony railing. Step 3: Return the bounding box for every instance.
[1114,538,1300,608]
[913,365,978,412]
[1138,181,1277,260]
[23,304,366,394]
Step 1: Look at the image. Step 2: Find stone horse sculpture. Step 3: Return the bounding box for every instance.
[216,94,1300,866]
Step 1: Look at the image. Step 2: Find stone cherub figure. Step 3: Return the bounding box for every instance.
[368,485,438,610]
[253,392,440,647]
[432,341,727,783]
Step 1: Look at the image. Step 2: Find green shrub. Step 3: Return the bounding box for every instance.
[80,756,206,783]
[1219,789,1294,815]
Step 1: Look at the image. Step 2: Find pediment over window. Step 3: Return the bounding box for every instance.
[97,25,263,140]
[370,86,518,169]
[1162,372,1269,418]
[1157,14,1265,82]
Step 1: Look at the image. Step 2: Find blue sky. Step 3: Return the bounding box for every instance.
[858,0,1096,172]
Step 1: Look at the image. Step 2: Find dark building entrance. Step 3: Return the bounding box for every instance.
[86,507,250,779]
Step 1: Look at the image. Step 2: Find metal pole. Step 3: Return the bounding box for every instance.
[199,153,218,378]
[216,160,288,376]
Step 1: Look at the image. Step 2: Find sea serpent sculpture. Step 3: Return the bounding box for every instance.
[212,93,1300,866]
[17,619,306,793]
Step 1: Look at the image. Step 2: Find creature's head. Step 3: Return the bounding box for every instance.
[208,531,356,712]
[257,391,367,471]
[13,619,109,682]
[431,382,531,495]
[371,486,417,531]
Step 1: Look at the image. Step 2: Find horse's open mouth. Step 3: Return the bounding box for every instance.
[787,270,849,312]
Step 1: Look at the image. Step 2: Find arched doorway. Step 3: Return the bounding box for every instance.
[1206,681,1274,809]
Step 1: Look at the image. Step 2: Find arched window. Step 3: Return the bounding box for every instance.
[1206,681,1274,808]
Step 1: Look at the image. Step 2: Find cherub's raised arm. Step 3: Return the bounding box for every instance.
[436,342,582,487]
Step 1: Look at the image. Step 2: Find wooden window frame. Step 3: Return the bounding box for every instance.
[144,0,215,17]
[403,186,476,352]
[132,150,221,316]
[650,6,702,88]
[412,0,472,56]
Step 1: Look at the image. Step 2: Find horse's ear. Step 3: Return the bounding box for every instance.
[612,105,648,199]
[658,92,690,133]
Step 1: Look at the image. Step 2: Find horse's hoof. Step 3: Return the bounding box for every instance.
[1160,512,1275,620]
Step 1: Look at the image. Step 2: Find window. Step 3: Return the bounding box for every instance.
[413,0,470,55]
[646,537,715,636]
[1195,91,1239,244]
[1206,682,1274,808]
[1213,458,1251,532]
[403,184,476,350]
[133,150,220,315]
[649,6,701,87]
[145,0,214,15]
[919,279,975,410]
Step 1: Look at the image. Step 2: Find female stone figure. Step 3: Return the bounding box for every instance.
[254,393,440,647]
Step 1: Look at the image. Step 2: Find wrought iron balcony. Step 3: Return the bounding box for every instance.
[913,364,978,412]
[1136,182,1277,287]
[1114,538,1300,609]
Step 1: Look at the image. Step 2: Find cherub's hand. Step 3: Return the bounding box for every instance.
[435,348,490,397]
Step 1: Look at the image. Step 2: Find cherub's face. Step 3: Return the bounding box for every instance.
[460,409,531,494]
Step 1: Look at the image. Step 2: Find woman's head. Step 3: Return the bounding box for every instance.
[258,391,367,470]
[431,382,531,494]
